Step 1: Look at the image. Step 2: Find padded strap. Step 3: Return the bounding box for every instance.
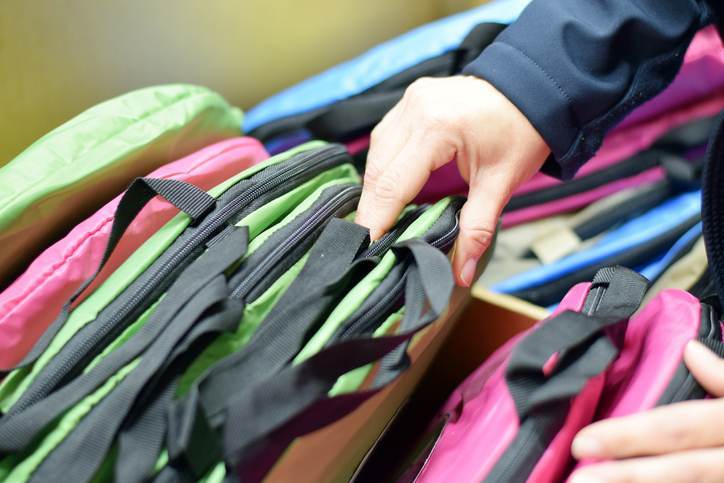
[7,177,215,372]
[505,266,648,419]
[701,111,724,306]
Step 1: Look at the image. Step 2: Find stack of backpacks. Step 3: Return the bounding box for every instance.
[0,84,463,482]
[1,0,723,481]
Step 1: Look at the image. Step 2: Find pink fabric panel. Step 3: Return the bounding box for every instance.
[502,167,665,228]
[417,283,591,483]
[570,290,703,476]
[517,90,724,196]
[0,137,268,368]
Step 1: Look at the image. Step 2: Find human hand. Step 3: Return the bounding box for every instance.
[570,340,724,483]
[354,76,549,286]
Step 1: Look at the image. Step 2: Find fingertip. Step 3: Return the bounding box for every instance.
[572,431,604,459]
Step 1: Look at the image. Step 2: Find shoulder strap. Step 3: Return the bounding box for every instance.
[5,177,216,372]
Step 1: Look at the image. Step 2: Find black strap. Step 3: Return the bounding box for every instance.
[505,266,648,419]
[307,89,405,139]
[701,111,724,306]
[155,219,370,478]
[220,239,453,481]
[27,230,246,483]
[6,177,215,372]
[0,227,248,452]
[116,382,176,483]
[197,219,371,419]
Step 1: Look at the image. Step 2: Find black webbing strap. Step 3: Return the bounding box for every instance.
[196,219,371,419]
[6,177,216,372]
[0,227,248,452]
[219,239,453,481]
[701,111,724,307]
[116,382,176,483]
[150,219,369,479]
[26,230,247,483]
[505,266,648,420]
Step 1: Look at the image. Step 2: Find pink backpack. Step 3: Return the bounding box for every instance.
[0,137,268,368]
[413,266,723,482]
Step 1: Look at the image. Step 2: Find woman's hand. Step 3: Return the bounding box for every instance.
[570,340,724,483]
[354,76,549,286]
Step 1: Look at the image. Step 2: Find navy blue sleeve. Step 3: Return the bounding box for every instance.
[463,0,718,179]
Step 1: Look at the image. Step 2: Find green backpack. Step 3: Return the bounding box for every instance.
[0,84,243,285]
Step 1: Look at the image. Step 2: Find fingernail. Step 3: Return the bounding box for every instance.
[569,471,605,483]
[572,435,603,458]
[460,258,477,287]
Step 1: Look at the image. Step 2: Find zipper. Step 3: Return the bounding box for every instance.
[362,206,428,259]
[12,145,349,412]
[231,185,362,300]
[657,303,721,405]
[337,215,460,340]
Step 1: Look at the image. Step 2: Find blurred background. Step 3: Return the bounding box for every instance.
[0,0,486,163]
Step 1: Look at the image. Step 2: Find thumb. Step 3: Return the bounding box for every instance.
[453,174,509,287]
[685,340,724,397]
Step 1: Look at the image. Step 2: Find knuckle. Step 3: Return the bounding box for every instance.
[364,159,384,184]
[373,171,402,205]
[461,225,494,251]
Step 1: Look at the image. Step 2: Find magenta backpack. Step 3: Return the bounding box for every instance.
[410,112,724,483]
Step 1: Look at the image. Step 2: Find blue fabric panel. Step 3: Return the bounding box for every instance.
[243,0,531,132]
[492,190,702,293]
[638,222,702,281]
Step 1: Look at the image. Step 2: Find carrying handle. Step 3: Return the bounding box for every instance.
[505,266,648,419]
[701,111,724,308]
[5,177,216,372]
[222,238,453,482]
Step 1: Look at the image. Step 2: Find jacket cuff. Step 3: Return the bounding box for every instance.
[463,40,582,180]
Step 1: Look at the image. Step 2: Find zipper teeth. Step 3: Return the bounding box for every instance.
[363,207,427,258]
[23,146,345,407]
[339,220,459,339]
[231,185,362,299]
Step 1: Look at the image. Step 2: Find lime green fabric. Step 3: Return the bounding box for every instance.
[0,84,244,284]
[1,362,138,483]
[0,142,325,411]
[294,197,451,363]
[0,148,359,481]
[178,173,361,394]
[329,310,403,396]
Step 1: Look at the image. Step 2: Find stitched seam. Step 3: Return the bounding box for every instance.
[558,9,709,168]
[496,40,578,123]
